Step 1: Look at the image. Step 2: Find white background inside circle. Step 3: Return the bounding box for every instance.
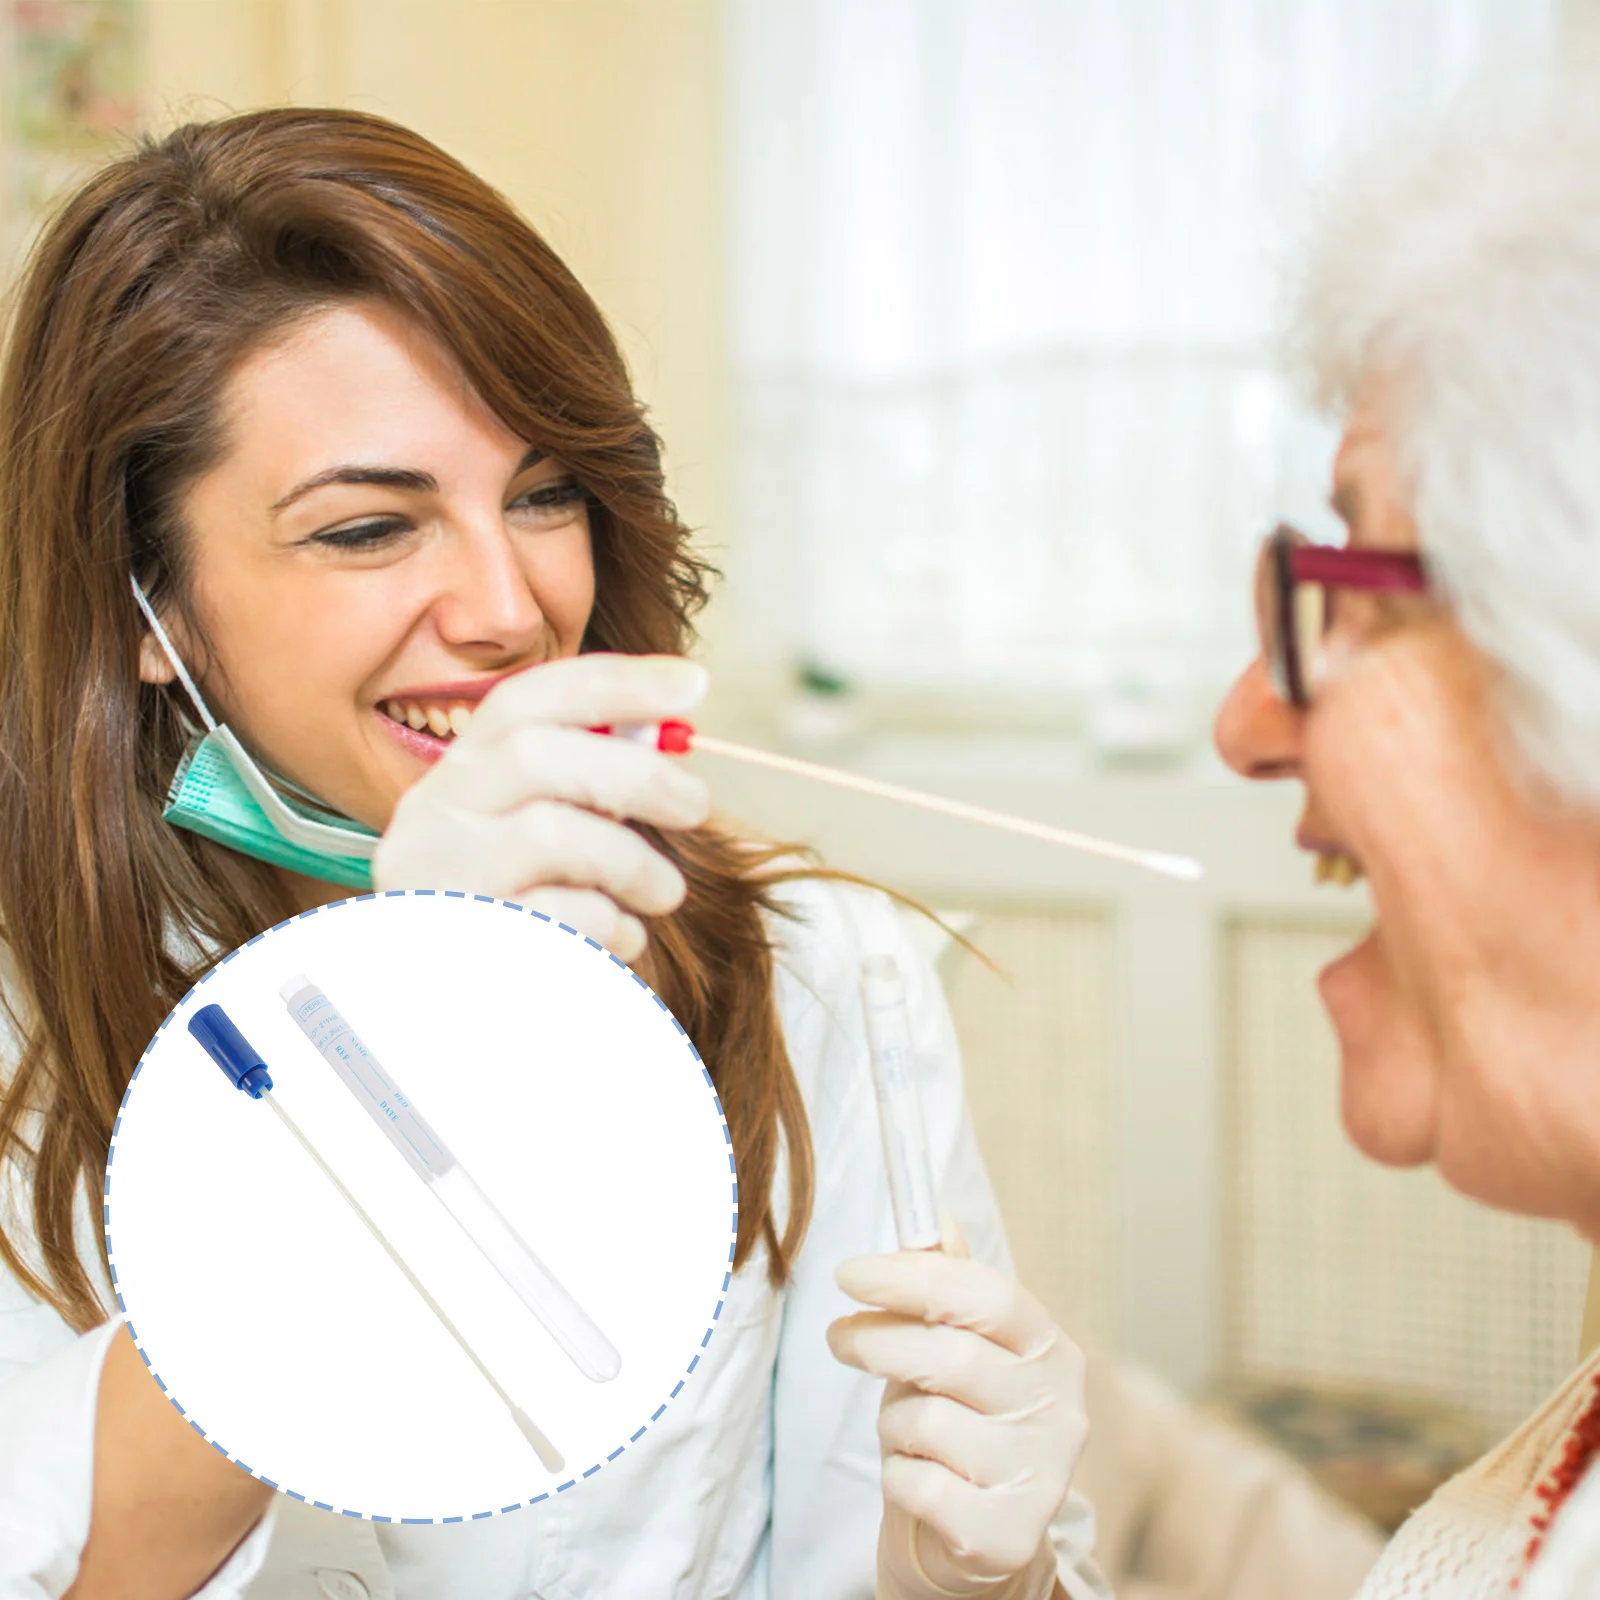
[107,894,734,1521]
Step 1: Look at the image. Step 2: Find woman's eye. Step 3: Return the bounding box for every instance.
[310,519,412,550]
[511,478,587,523]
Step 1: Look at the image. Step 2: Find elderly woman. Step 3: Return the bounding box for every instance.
[1215,87,1600,1598]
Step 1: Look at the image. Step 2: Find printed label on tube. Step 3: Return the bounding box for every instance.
[280,978,457,1181]
[860,955,942,1251]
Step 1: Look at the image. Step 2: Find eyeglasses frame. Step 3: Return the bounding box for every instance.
[1263,522,1430,707]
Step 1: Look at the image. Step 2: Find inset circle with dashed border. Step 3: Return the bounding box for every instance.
[104,890,738,1522]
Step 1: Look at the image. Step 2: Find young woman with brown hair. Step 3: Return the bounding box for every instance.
[0,109,1103,1600]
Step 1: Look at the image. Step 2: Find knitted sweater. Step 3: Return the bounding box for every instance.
[1354,1350,1600,1599]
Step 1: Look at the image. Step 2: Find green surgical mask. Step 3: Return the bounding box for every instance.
[131,576,379,888]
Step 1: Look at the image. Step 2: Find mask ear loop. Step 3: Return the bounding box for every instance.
[129,573,218,733]
[128,572,379,859]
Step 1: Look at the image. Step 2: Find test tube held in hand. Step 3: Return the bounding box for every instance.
[860,956,942,1251]
[279,975,622,1384]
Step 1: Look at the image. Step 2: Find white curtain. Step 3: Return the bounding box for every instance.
[725,0,1558,731]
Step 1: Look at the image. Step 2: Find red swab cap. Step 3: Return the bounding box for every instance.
[586,721,696,754]
[657,720,694,755]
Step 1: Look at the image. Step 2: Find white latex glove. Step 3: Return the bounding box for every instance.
[827,1213,1085,1600]
[373,653,711,961]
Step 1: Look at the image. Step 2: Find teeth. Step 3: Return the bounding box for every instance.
[1314,851,1364,887]
[383,699,475,739]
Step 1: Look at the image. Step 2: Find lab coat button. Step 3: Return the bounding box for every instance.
[312,1570,371,1600]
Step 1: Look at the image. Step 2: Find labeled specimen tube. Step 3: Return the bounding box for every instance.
[279,975,622,1383]
[860,955,942,1251]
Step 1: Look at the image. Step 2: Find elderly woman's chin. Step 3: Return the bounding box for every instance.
[1319,925,1441,1169]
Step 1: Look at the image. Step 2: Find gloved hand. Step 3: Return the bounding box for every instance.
[827,1213,1085,1600]
[373,653,711,961]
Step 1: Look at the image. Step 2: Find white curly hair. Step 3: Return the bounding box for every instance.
[1288,75,1600,808]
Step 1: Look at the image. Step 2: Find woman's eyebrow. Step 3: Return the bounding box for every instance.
[270,465,437,515]
[270,448,547,515]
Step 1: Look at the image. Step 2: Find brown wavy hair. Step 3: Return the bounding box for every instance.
[0,107,815,1331]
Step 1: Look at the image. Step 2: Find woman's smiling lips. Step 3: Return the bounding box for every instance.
[376,710,456,765]
[372,664,537,764]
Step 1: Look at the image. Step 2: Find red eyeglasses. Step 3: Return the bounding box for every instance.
[1255,523,1430,707]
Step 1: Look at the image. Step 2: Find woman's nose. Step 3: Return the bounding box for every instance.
[1214,657,1304,780]
[430,526,548,650]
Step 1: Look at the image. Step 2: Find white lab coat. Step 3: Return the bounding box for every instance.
[0,879,1108,1600]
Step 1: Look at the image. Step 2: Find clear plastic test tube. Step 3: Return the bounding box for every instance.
[279,975,622,1384]
[860,955,942,1251]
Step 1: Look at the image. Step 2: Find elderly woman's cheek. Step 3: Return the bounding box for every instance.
[1310,634,1493,897]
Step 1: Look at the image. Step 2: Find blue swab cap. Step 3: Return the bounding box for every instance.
[189,1004,274,1098]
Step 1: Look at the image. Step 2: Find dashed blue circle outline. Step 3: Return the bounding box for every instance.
[103,888,739,1524]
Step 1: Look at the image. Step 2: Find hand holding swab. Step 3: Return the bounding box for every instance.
[593,721,1204,881]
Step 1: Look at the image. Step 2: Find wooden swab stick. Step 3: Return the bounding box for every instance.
[688,732,1204,881]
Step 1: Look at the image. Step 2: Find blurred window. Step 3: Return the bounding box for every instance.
[725,0,1558,735]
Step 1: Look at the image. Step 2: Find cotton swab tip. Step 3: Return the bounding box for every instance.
[1142,851,1205,881]
[512,1406,566,1473]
